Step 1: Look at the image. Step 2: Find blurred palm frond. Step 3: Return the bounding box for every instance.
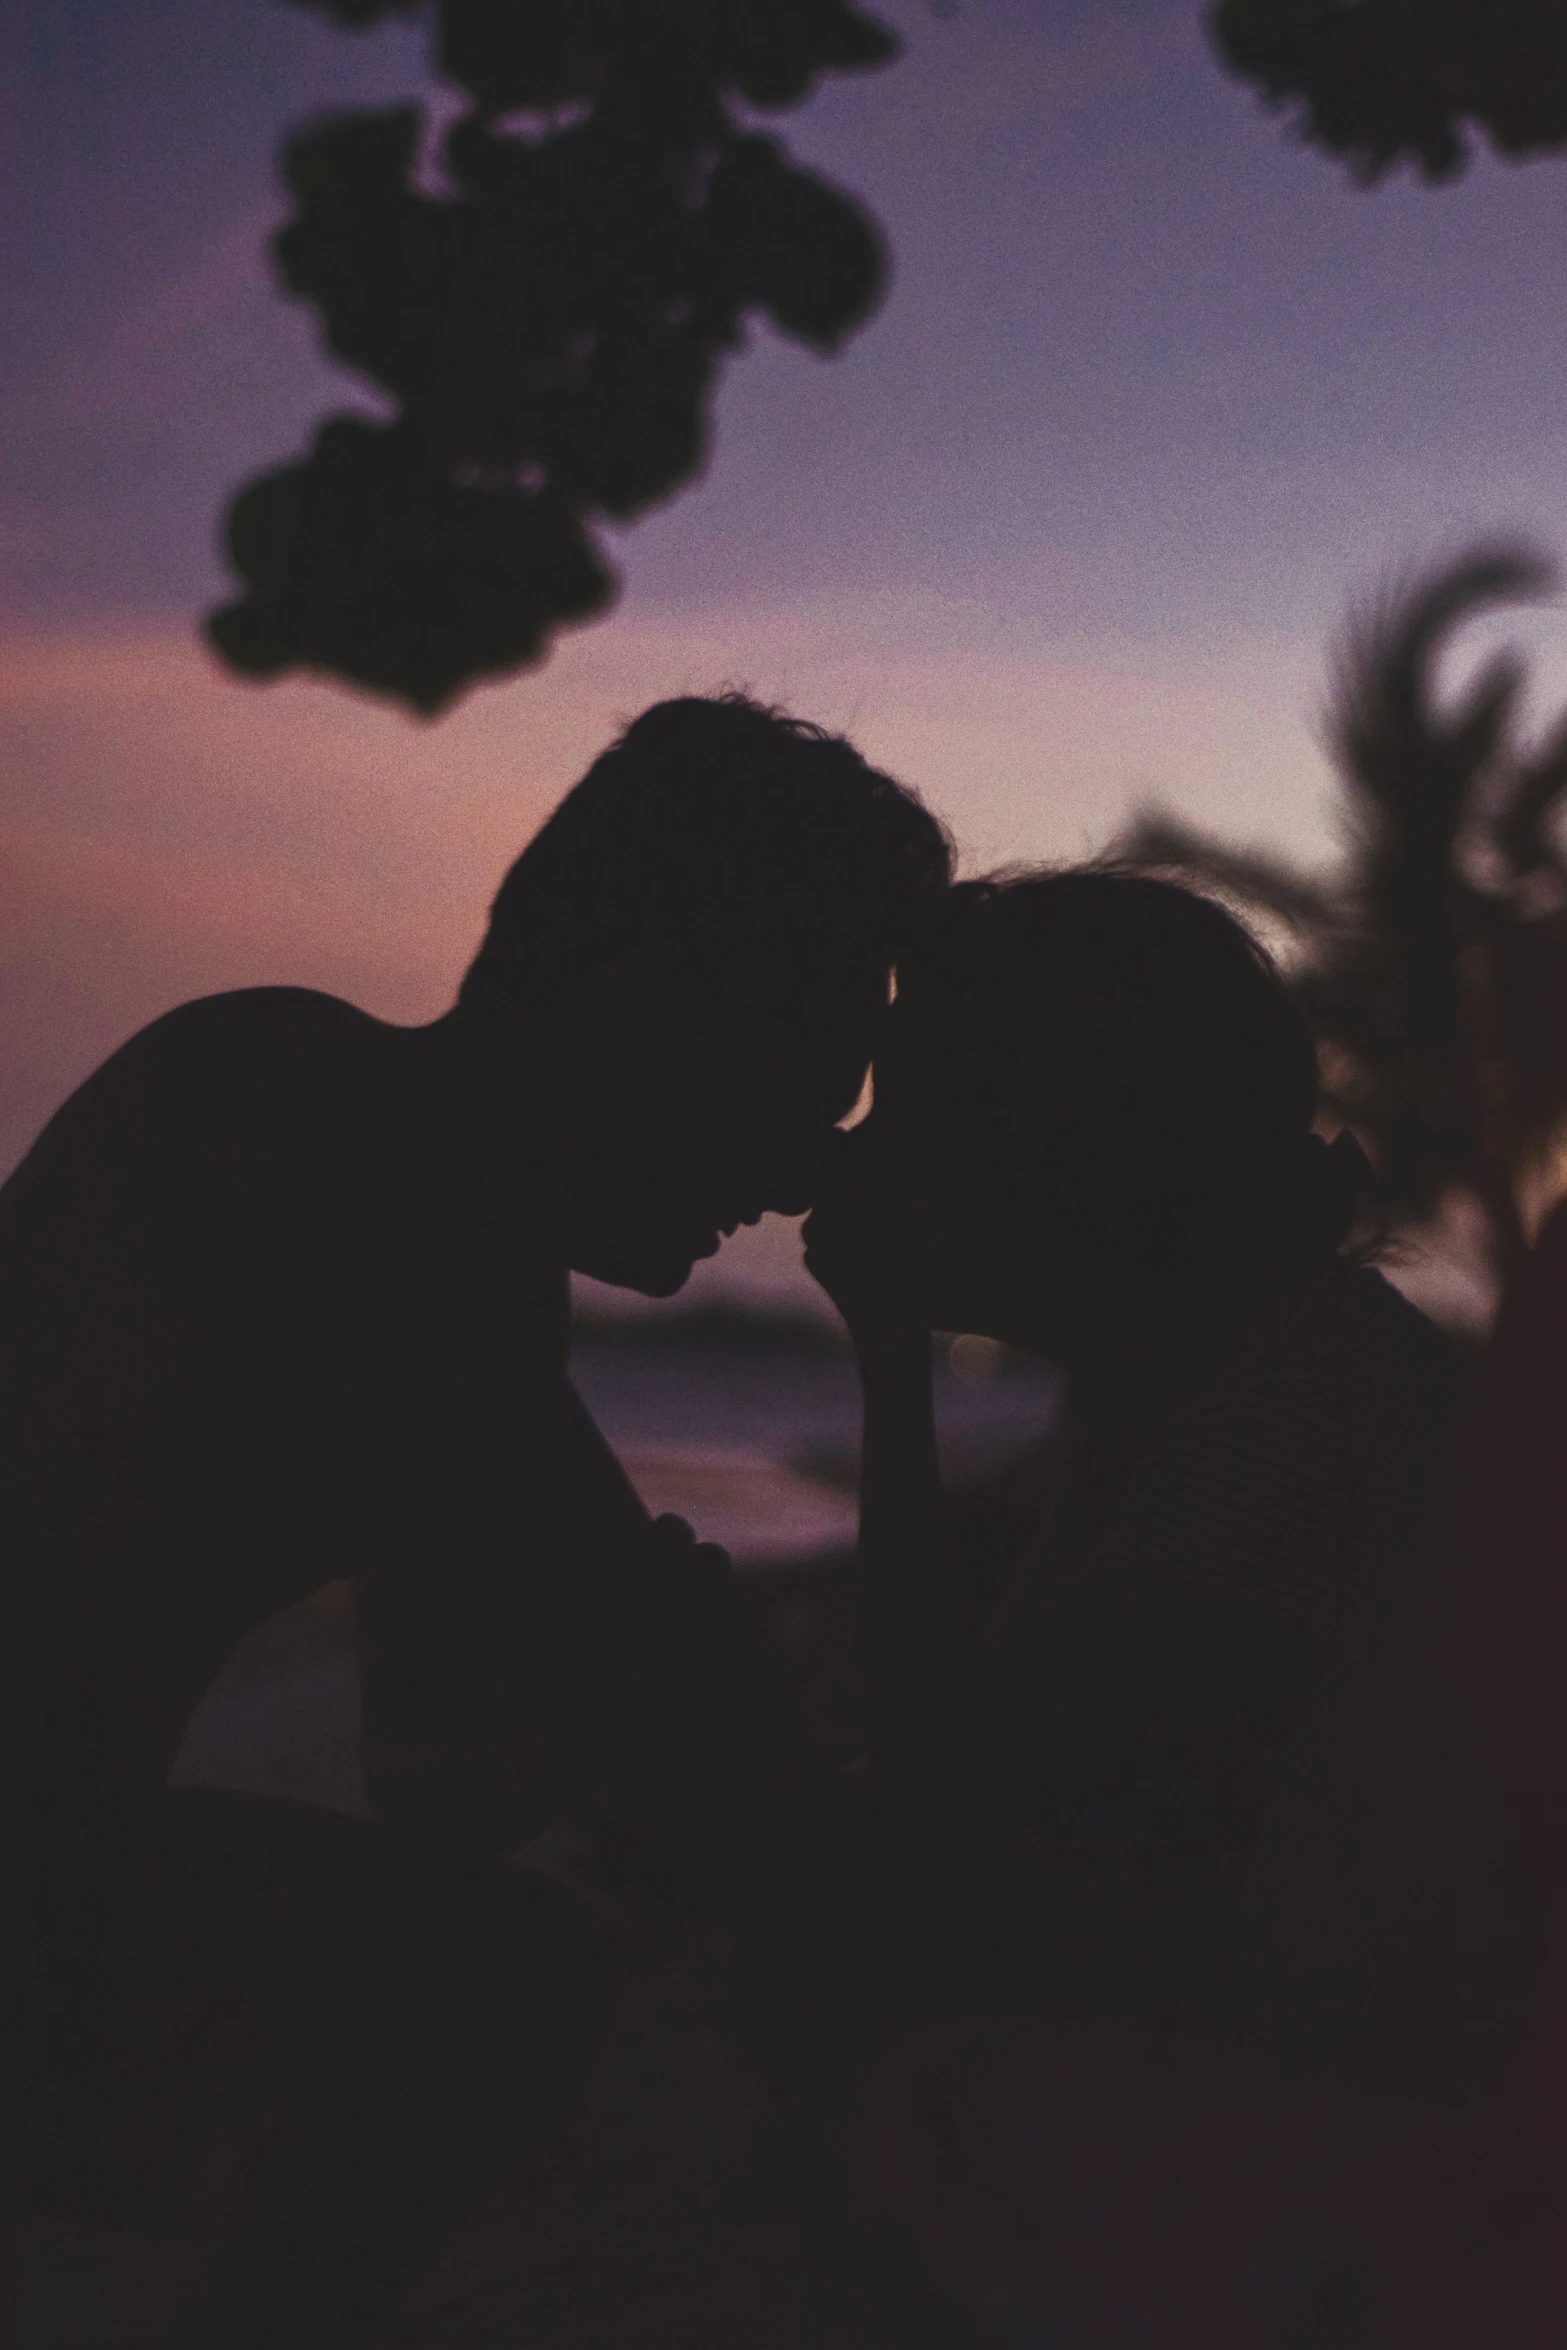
[1119,545,1567,1286]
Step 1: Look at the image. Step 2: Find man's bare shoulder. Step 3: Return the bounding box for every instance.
[39,987,382,1116]
[90,986,384,1081]
[3,989,393,1223]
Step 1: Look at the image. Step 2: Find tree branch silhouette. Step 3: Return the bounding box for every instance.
[209,1,898,714]
[1212,0,1567,184]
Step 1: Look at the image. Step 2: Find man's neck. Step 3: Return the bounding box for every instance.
[402,1005,579,1217]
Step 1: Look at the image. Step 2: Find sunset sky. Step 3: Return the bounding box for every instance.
[9,0,1567,1299]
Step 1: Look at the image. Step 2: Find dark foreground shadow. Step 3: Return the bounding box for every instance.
[25,1790,610,2350]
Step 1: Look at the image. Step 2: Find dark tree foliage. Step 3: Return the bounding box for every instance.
[1212,0,1567,183]
[1120,549,1567,1285]
[209,1,897,713]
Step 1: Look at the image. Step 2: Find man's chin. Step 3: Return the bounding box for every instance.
[573,1226,723,1298]
[624,1264,696,1300]
[575,1251,700,1298]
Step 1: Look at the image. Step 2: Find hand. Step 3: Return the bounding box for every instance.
[643,1509,734,1589]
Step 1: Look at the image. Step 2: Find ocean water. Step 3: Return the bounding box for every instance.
[571,1321,1061,1562]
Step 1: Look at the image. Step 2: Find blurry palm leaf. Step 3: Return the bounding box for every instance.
[1120,548,1567,1283]
[210,0,898,714]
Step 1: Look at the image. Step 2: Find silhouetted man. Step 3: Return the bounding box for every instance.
[5,695,949,2343]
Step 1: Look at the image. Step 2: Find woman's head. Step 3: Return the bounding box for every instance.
[863,870,1354,1359]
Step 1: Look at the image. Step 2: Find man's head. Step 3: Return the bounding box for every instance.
[459,695,951,1292]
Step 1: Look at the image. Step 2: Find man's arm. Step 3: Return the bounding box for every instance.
[352,1373,657,1862]
[237,1084,824,1891]
[224,1137,658,1861]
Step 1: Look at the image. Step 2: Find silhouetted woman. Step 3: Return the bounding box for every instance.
[806,871,1467,2029]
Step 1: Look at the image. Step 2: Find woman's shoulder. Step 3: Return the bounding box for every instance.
[1113,1259,1469,1638]
[1144,1256,1470,1473]
[1232,1254,1471,1433]
[1212,1254,1471,1503]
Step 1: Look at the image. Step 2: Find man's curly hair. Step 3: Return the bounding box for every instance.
[461,694,952,1018]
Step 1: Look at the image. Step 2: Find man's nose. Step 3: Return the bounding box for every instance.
[765,1175,818,1216]
[763,1127,850,1215]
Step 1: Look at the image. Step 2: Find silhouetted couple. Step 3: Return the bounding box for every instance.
[7,695,1460,2345]
[805,874,1462,2037]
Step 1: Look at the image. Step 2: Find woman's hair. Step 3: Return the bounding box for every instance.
[460,694,952,1018]
[891,869,1364,1261]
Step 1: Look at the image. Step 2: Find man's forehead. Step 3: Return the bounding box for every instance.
[870,1018,1017,1148]
[735,979,884,1046]
[873,993,962,1079]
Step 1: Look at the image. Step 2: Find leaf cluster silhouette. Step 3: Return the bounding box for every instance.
[1120,548,1567,1283]
[209,0,897,712]
[1212,0,1567,183]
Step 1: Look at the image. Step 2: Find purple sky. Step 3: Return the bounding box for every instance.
[8,0,1567,1302]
